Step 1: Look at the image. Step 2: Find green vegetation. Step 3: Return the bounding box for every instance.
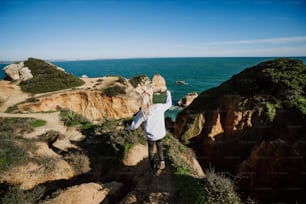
[129,74,148,88]
[0,118,36,173]
[5,104,19,113]
[164,134,241,204]
[60,109,93,129]
[0,186,45,204]
[180,113,202,143]
[164,134,191,175]
[20,58,84,93]
[102,85,126,96]
[100,119,147,159]
[117,76,127,84]
[265,102,278,121]
[203,168,242,204]
[30,119,47,128]
[189,58,306,116]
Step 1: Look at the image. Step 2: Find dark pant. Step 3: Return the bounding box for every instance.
[148,139,164,169]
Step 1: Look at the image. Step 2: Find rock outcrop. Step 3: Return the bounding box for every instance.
[42,183,109,204]
[174,58,306,203]
[177,91,198,107]
[14,90,141,121]
[3,62,33,81]
[152,74,167,92]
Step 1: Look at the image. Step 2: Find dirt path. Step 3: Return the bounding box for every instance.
[0,80,30,112]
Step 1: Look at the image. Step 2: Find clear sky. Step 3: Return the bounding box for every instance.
[0,0,306,61]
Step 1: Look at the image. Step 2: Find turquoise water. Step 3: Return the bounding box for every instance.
[1,57,306,119]
[53,57,306,102]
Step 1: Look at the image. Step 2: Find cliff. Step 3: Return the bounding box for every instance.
[0,58,243,203]
[174,58,306,203]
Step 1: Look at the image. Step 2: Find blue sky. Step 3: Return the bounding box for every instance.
[0,0,305,60]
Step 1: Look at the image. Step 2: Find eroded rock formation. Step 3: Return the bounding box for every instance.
[174,58,306,203]
[177,91,198,107]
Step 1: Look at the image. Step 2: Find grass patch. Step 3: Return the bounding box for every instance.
[59,109,92,129]
[0,185,45,204]
[0,118,36,173]
[20,58,84,93]
[29,119,47,128]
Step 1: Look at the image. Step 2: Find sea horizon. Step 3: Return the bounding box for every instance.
[1,56,306,107]
[1,55,306,64]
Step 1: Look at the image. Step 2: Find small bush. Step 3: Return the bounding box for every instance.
[60,109,92,128]
[67,152,91,175]
[203,168,241,204]
[0,118,39,173]
[26,97,39,103]
[265,102,277,121]
[0,185,45,204]
[117,76,127,84]
[102,85,126,97]
[129,75,148,88]
[0,133,27,173]
[5,104,19,113]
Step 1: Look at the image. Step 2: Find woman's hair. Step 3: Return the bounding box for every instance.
[141,92,152,118]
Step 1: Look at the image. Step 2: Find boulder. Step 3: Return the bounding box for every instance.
[152,74,167,92]
[123,143,148,166]
[20,67,33,81]
[3,62,24,80]
[3,62,34,81]
[177,91,198,107]
[42,183,109,204]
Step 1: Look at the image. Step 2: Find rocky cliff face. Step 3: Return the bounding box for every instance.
[174,58,306,203]
[14,90,141,121]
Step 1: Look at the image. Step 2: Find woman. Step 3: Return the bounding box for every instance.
[127,90,172,172]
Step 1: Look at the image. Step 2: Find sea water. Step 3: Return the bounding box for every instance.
[1,57,305,120]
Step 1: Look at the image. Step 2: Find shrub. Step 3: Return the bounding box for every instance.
[94,118,147,160]
[20,58,84,93]
[164,134,242,204]
[265,102,277,121]
[117,76,127,84]
[0,118,37,173]
[5,104,19,113]
[0,185,45,204]
[0,132,27,173]
[203,168,241,204]
[67,152,91,175]
[59,109,92,129]
[102,85,126,97]
[129,75,148,88]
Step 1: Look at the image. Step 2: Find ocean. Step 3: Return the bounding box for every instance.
[1,57,305,119]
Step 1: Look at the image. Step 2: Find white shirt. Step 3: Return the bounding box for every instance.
[129,90,172,141]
